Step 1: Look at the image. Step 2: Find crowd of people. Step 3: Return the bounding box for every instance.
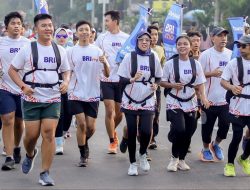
[0,9,250,187]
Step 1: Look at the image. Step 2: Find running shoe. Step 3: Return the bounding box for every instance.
[128,162,138,176]
[178,160,190,171]
[200,149,214,162]
[39,171,55,186]
[139,153,150,172]
[119,137,128,153]
[224,163,236,177]
[1,157,15,171]
[22,148,38,174]
[167,156,179,172]
[108,142,117,154]
[210,142,224,161]
[237,156,250,175]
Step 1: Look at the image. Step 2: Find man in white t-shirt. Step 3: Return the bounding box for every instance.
[95,10,129,154]
[8,14,71,186]
[0,12,30,171]
[221,35,250,177]
[198,27,232,162]
[67,20,109,167]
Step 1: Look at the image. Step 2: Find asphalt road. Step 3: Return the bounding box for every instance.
[0,93,249,190]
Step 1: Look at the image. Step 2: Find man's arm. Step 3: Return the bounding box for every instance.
[8,65,34,96]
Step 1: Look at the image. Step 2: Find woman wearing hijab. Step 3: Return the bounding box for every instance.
[160,35,210,172]
[54,28,73,155]
[117,31,163,176]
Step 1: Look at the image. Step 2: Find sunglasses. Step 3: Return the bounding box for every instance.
[236,43,249,49]
[138,38,151,43]
[56,34,68,39]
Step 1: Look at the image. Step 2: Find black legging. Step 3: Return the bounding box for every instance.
[125,112,154,163]
[201,105,230,144]
[153,88,161,138]
[55,93,73,137]
[167,109,197,160]
[228,114,250,164]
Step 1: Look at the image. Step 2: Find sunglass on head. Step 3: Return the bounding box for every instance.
[56,34,68,39]
[236,43,249,49]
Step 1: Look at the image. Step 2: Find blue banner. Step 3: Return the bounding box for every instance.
[115,6,150,63]
[162,3,182,59]
[34,0,49,14]
[228,17,244,59]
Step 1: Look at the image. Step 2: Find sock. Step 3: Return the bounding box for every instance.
[6,156,13,161]
[203,147,210,151]
[78,145,86,158]
[110,138,114,143]
[213,140,220,146]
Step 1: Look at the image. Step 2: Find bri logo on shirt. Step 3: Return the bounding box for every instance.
[184,70,192,74]
[112,42,122,47]
[44,57,56,63]
[219,61,227,67]
[82,56,98,62]
[10,48,20,53]
[140,65,150,71]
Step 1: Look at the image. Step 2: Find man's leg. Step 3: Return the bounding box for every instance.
[21,120,40,174]
[103,99,118,153]
[1,112,15,170]
[1,112,15,157]
[114,102,122,129]
[23,120,40,156]
[14,117,24,148]
[40,119,58,172]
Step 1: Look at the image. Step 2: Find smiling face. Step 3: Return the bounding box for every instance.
[76,23,91,42]
[176,37,191,56]
[56,29,68,46]
[150,28,158,46]
[137,34,151,52]
[35,18,54,42]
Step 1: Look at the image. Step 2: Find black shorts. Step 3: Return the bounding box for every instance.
[0,89,22,118]
[68,100,99,118]
[100,81,122,103]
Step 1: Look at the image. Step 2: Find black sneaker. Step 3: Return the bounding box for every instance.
[13,147,21,164]
[120,137,128,153]
[77,157,88,167]
[1,157,15,171]
[148,139,157,150]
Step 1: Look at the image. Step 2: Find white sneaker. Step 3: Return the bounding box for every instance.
[167,157,179,172]
[128,163,138,176]
[139,153,150,172]
[177,160,190,171]
[55,146,63,155]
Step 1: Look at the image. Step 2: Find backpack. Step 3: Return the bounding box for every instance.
[123,51,156,106]
[22,41,62,89]
[164,56,197,102]
[225,57,250,103]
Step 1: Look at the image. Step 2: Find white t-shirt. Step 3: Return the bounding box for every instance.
[67,44,106,102]
[221,57,250,116]
[199,47,232,105]
[12,42,70,103]
[0,36,30,94]
[117,52,163,111]
[162,58,206,112]
[95,31,129,82]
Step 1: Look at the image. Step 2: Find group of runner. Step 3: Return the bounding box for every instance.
[0,9,250,187]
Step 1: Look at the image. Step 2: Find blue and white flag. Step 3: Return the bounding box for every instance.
[162,3,182,59]
[115,6,150,63]
[34,0,49,14]
[228,17,244,59]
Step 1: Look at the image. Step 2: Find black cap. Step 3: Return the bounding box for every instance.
[211,27,229,36]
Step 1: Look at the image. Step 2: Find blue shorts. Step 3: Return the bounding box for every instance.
[0,89,23,118]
